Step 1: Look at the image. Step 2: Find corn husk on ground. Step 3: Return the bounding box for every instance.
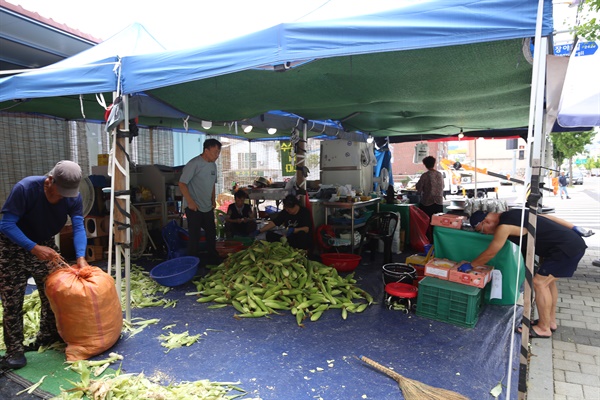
[193,240,374,326]
[53,354,257,400]
[360,356,470,400]
[0,290,43,351]
[0,268,258,399]
[123,264,178,309]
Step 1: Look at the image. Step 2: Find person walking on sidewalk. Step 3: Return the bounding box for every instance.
[468,209,592,338]
[558,171,570,199]
[550,172,559,196]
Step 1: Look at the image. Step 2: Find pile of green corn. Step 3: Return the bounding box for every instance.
[193,240,374,326]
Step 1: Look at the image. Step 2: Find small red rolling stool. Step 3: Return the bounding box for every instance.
[384,282,418,313]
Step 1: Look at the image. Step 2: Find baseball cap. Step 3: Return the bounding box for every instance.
[469,210,487,230]
[49,160,82,197]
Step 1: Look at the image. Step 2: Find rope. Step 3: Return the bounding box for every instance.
[78,95,86,119]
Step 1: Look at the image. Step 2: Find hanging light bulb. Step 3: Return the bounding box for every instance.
[267,127,277,135]
[242,124,253,133]
[366,134,374,143]
[201,120,212,130]
[458,128,464,140]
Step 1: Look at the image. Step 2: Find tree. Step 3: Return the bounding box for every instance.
[572,0,600,41]
[585,156,600,174]
[550,131,595,183]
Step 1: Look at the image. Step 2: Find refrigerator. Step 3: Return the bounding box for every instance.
[320,140,375,194]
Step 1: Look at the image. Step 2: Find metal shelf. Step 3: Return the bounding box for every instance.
[323,197,380,252]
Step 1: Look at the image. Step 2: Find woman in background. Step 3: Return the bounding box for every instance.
[224,190,256,237]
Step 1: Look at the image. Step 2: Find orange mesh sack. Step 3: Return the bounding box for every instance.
[45,265,123,361]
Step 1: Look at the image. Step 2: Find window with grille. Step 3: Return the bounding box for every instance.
[237,152,257,169]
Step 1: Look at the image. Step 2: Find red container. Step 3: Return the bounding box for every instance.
[413,276,425,289]
[448,262,493,289]
[321,253,362,272]
[430,213,465,230]
[216,241,244,257]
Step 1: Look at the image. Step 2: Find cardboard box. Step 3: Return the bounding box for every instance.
[405,253,430,276]
[91,165,109,177]
[449,262,494,289]
[431,213,465,230]
[424,258,457,280]
[97,154,109,166]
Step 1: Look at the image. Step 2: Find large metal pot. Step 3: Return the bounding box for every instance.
[254,177,270,188]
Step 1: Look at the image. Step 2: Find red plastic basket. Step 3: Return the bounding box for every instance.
[216,240,244,257]
[320,253,362,272]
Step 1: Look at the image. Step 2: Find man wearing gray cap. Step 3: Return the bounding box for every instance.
[468,209,591,339]
[0,160,90,370]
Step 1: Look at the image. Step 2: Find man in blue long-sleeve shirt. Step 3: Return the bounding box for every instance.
[0,160,89,370]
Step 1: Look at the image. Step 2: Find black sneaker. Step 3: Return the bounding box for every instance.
[0,354,27,370]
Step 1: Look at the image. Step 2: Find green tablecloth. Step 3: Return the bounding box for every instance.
[433,226,525,305]
[369,203,414,251]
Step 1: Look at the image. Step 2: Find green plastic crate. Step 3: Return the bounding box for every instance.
[416,277,484,328]
[232,235,254,246]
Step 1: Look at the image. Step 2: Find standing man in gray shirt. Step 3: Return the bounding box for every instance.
[179,138,222,265]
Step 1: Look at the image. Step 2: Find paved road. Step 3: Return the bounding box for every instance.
[498,176,600,399]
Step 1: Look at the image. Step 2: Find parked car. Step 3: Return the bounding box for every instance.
[567,171,584,185]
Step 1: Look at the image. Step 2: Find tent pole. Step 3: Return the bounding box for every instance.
[123,97,132,323]
[111,96,133,323]
[107,92,118,279]
[514,0,547,396]
[295,122,307,192]
[474,139,478,195]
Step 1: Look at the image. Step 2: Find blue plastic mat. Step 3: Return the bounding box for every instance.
[115,253,521,399]
[6,252,521,399]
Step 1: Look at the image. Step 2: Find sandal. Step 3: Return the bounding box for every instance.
[529,326,552,339]
[532,319,557,333]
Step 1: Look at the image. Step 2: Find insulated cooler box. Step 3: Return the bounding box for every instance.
[430,213,465,230]
[424,258,457,280]
[448,262,494,289]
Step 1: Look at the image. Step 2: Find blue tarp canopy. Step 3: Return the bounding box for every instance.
[0,0,554,140]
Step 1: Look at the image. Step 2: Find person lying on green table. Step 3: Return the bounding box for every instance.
[468,209,592,338]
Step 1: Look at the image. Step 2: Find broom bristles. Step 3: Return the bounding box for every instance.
[359,355,470,400]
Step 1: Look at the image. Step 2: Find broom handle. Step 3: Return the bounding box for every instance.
[360,355,404,382]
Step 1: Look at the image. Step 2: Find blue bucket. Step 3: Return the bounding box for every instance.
[265,206,278,214]
[150,256,200,287]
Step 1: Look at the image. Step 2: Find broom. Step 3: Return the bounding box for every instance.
[359,355,470,400]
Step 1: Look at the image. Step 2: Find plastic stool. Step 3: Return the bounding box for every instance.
[385,282,418,313]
